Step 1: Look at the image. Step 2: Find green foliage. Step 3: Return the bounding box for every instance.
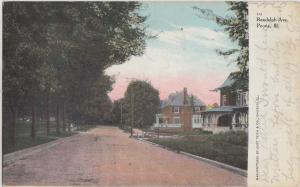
[2,120,74,154]
[193,2,248,79]
[150,131,248,169]
[3,2,148,126]
[208,131,248,146]
[3,136,55,155]
[111,99,124,126]
[123,80,160,129]
[176,130,213,136]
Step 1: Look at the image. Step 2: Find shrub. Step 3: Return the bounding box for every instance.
[149,131,248,170]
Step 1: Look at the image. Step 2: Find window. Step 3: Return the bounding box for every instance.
[236,92,241,106]
[193,118,197,124]
[173,117,180,124]
[173,106,179,113]
[222,95,227,106]
[194,107,201,112]
[244,92,248,106]
[193,115,201,124]
[237,91,248,106]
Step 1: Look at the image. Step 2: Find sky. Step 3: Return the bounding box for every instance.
[105,2,238,105]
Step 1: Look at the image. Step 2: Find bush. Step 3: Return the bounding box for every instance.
[149,131,248,170]
[210,131,248,146]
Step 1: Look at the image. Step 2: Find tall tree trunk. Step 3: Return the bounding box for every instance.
[68,122,71,132]
[31,99,36,139]
[40,104,43,128]
[62,101,65,132]
[56,103,60,134]
[46,94,50,136]
[67,107,71,133]
[10,106,16,145]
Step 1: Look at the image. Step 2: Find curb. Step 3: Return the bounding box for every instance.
[3,134,80,165]
[136,138,247,177]
[180,151,247,177]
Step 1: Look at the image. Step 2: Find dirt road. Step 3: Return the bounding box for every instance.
[3,126,246,186]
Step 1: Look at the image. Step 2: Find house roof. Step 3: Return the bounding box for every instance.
[161,90,205,108]
[212,72,249,92]
[212,72,238,91]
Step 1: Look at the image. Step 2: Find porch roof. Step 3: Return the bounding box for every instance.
[232,106,248,111]
[202,106,233,113]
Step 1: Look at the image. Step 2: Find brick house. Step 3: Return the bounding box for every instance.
[153,88,206,131]
[201,72,248,133]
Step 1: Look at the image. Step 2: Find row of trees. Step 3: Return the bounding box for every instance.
[3,2,249,145]
[3,2,148,144]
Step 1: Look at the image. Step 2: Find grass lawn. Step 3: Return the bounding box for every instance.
[3,120,75,154]
[148,131,248,170]
[3,136,56,154]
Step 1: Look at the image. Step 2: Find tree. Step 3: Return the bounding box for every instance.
[111,99,124,127]
[193,2,248,79]
[123,80,160,129]
[212,102,219,108]
[3,2,50,142]
[3,2,148,143]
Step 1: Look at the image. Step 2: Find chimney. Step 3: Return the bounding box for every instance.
[183,87,188,105]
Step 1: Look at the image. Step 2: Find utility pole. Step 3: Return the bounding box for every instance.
[120,102,123,129]
[125,77,136,137]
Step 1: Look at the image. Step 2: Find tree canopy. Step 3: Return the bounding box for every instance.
[123,80,160,129]
[3,2,148,143]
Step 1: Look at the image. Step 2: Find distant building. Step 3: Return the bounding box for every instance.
[153,88,206,131]
[201,72,248,133]
[153,72,248,134]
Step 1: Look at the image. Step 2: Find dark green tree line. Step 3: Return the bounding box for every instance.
[111,99,124,127]
[3,2,148,144]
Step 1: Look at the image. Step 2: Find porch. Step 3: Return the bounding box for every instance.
[153,114,182,128]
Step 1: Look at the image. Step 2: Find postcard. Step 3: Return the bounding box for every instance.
[1,1,299,187]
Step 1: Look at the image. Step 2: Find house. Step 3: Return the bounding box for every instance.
[153,88,206,131]
[201,72,248,133]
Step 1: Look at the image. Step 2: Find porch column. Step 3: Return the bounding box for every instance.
[239,114,242,125]
[232,113,236,129]
[242,113,245,125]
[213,114,217,125]
[232,113,236,124]
[200,115,203,127]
